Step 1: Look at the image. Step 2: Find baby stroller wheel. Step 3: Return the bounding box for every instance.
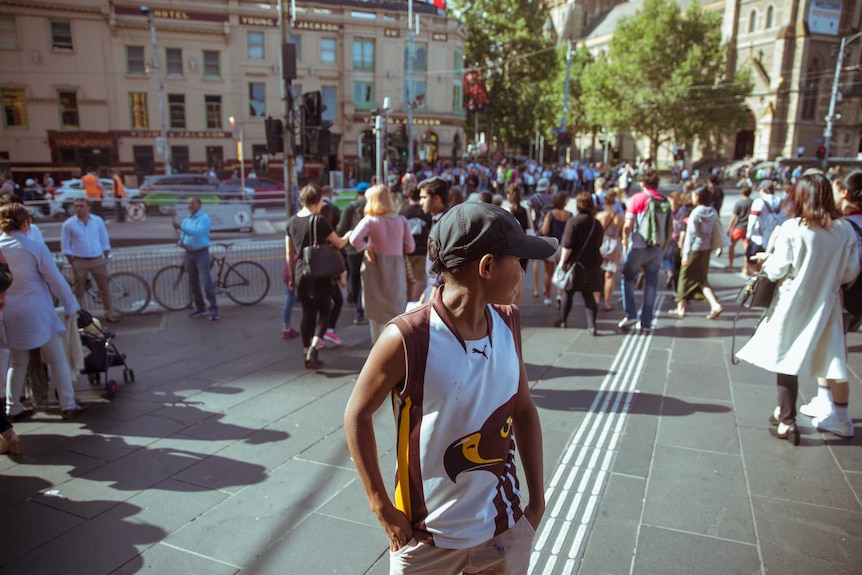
[129,369,135,383]
[105,380,118,399]
[88,373,99,386]
[123,369,130,383]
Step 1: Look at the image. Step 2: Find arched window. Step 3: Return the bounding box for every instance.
[766,6,774,29]
[801,58,820,121]
[748,10,757,33]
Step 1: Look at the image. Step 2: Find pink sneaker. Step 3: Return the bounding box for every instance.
[323,329,342,346]
[281,327,299,339]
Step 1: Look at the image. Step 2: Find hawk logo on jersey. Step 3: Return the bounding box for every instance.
[443,400,514,482]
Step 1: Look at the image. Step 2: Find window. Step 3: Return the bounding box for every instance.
[320,37,337,64]
[133,146,154,180]
[2,88,27,127]
[353,39,374,71]
[171,146,189,173]
[321,86,336,122]
[766,6,774,29]
[801,59,820,121]
[404,80,427,110]
[353,81,374,110]
[205,95,222,129]
[249,82,265,117]
[247,31,264,59]
[58,90,79,127]
[0,14,19,49]
[748,10,757,33]
[130,92,148,129]
[203,50,220,77]
[166,48,183,76]
[405,44,428,73]
[51,20,72,50]
[453,50,464,113]
[288,33,302,61]
[127,46,145,74]
[168,93,186,129]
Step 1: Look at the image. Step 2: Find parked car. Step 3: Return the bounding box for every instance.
[221,177,285,205]
[55,178,143,217]
[138,173,252,214]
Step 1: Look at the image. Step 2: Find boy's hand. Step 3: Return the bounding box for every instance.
[378,505,413,551]
[524,500,545,531]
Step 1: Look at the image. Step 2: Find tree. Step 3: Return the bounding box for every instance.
[580,0,752,160]
[451,0,559,156]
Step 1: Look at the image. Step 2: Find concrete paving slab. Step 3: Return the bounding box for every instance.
[665,362,732,402]
[752,494,862,575]
[613,412,658,479]
[740,427,862,510]
[315,477,380,528]
[642,445,755,543]
[112,542,240,575]
[632,525,760,575]
[578,473,645,575]
[0,498,83,567]
[655,395,738,454]
[165,460,355,567]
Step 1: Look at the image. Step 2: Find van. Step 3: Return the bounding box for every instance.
[138,174,251,213]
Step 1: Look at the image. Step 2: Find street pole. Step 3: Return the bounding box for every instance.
[279,0,296,218]
[230,117,245,193]
[375,115,384,185]
[407,0,415,172]
[383,97,391,183]
[141,6,170,174]
[823,32,862,171]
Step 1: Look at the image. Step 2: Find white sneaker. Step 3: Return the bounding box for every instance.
[799,396,831,419]
[543,298,552,306]
[812,414,855,438]
[618,317,638,330]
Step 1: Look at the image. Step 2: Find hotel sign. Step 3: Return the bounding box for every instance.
[115,6,228,23]
[240,15,278,27]
[357,116,452,127]
[115,130,232,139]
[432,33,448,42]
[384,28,400,38]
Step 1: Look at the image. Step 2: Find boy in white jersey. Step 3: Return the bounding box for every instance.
[345,203,557,574]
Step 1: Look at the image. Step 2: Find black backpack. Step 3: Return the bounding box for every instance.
[843,219,862,316]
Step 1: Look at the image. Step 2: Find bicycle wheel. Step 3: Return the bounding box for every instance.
[152,265,192,311]
[109,272,152,315]
[223,261,270,305]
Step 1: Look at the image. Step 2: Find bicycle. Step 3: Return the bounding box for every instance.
[56,256,152,315]
[151,242,270,311]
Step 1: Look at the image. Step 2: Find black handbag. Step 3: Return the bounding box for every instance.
[0,262,12,293]
[735,273,777,309]
[731,273,777,364]
[301,215,345,279]
[552,219,595,291]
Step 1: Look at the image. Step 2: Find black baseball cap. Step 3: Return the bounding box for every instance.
[429,203,558,274]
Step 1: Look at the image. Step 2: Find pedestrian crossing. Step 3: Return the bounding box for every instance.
[530,317,656,574]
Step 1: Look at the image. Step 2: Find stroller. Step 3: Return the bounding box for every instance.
[77,310,135,399]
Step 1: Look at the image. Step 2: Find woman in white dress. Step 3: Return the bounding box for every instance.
[0,203,87,420]
[736,173,860,444]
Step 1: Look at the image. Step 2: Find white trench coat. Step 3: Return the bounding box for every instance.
[736,218,860,379]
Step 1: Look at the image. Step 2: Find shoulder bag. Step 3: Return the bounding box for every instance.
[302,215,345,279]
[552,219,596,291]
[730,273,777,364]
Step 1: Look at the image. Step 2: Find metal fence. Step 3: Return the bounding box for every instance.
[53,240,285,314]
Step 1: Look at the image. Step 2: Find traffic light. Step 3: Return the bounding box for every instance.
[301,91,323,128]
[816,146,826,160]
[557,132,572,149]
[264,116,283,154]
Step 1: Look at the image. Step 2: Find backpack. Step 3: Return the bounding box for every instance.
[639,195,672,247]
[759,197,782,246]
[533,195,554,235]
[843,219,862,316]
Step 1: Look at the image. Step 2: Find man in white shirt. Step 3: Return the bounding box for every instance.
[61,198,119,322]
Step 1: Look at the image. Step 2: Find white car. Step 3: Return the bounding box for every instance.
[54,178,143,216]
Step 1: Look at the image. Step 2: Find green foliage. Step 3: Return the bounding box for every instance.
[580,0,753,159]
[450,0,560,153]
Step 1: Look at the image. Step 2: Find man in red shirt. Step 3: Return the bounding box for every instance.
[618,168,671,331]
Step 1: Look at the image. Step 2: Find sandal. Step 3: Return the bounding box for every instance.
[667,309,685,318]
[706,307,724,320]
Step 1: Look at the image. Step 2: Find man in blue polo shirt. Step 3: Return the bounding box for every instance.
[173,197,219,320]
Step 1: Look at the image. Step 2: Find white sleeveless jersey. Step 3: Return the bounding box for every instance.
[390,294,524,549]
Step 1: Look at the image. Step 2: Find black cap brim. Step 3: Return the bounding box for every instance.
[504,235,559,261]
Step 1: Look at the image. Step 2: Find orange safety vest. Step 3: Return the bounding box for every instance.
[83,173,103,199]
[112,175,126,198]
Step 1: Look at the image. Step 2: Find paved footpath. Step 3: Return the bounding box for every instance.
[3,218,862,573]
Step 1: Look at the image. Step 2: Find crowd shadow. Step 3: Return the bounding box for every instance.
[0,476,165,574]
[525,363,610,381]
[532,388,731,417]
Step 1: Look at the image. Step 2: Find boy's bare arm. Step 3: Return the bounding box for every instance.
[344,324,413,551]
[512,359,545,529]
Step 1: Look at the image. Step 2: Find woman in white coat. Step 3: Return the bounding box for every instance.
[0,203,87,420]
[736,173,860,444]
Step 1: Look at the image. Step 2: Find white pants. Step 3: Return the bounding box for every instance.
[6,333,77,414]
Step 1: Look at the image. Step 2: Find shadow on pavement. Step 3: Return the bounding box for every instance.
[531,388,732,416]
[525,363,611,381]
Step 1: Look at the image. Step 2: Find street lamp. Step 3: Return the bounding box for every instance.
[140,6,170,175]
[382,96,391,181]
[822,31,862,170]
[229,116,245,195]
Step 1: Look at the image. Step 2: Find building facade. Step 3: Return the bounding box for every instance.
[0,0,467,186]
[549,0,862,165]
